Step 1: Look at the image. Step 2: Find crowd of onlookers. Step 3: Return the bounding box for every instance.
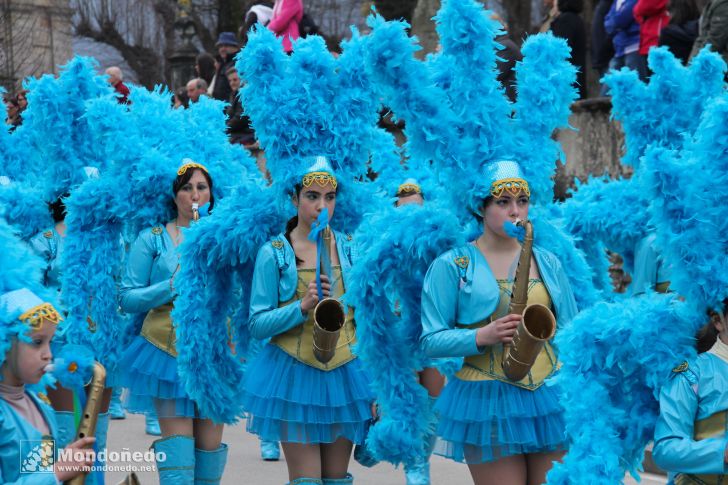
[5,0,728,136]
[542,0,728,98]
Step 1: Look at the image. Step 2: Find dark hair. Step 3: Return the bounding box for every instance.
[49,193,69,223]
[697,300,728,352]
[225,65,239,77]
[557,0,584,13]
[171,167,215,212]
[668,0,700,25]
[174,87,189,109]
[285,184,304,265]
[195,53,217,85]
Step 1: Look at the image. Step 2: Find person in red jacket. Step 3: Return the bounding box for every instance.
[268,0,304,53]
[634,0,670,56]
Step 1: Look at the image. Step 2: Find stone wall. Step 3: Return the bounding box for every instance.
[0,0,73,91]
[555,97,627,200]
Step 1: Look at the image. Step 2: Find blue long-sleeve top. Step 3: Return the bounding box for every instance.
[28,228,63,294]
[420,244,578,359]
[653,343,728,477]
[0,391,59,484]
[119,227,178,315]
[631,234,672,296]
[248,230,354,341]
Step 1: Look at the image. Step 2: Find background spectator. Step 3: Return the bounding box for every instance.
[195,53,217,88]
[550,0,588,99]
[225,67,255,146]
[211,32,241,102]
[173,87,189,110]
[592,0,616,91]
[105,66,130,104]
[605,0,647,86]
[186,78,208,104]
[634,0,670,58]
[491,14,523,102]
[659,0,700,63]
[690,0,728,64]
[241,5,274,45]
[16,89,27,112]
[268,0,303,53]
[4,94,20,129]
[540,0,561,32]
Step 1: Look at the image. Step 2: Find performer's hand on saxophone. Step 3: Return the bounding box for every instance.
[53,436,96,482]
[301,274,330,314]
[476,314,520,346]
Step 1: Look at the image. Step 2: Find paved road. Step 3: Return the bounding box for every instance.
[105,414,666,485]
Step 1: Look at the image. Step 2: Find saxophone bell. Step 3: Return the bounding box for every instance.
[501,219,557,382]
[311,225,345,364]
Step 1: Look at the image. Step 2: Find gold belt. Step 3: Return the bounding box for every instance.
[454,340,559,390]
[673,410,728,485]
[140,303,177,357]
[271,312,357,371]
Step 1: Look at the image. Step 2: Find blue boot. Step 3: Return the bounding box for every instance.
[260,440,280,461]
[109,388,126,419]
[152,435,195,485]
[322,474,353,484]
[404,395,439,485]
[54,410,77,449]
[194,444,228,485]
[404,461,430,485]
[145,412,161,436]
[288,479,323,485]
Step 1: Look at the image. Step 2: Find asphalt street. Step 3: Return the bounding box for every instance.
[105,414,666,485]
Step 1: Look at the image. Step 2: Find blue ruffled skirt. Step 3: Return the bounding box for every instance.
[434,377,566,464]
[242,344,374,444]
[117,336,197,418]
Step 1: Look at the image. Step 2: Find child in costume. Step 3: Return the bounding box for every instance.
[118,161,228,484]
[0,222,95,484]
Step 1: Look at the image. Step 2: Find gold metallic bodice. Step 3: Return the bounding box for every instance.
[675,410,727,485]
[141,303,177,357]
[271,267,356,371]
[455,279,558,390]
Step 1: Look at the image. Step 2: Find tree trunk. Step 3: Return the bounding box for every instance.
[501,0,531,43]
[372,0,418,23]
[411,0,439,58]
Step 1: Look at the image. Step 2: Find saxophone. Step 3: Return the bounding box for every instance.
[312,226,346,364]
[501,220,556,382]
[67,362,106,485]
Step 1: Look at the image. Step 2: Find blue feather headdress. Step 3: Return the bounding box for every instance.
[558,46,726,285]
[14,56,113,202]
[60,85,252,379]
[0,220,57,375]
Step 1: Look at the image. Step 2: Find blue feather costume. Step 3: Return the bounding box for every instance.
[356,0,594,473]
[547,51,728,484]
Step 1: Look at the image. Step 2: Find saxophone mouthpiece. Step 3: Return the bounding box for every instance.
[43,364,54,373]
[192,203,200,222]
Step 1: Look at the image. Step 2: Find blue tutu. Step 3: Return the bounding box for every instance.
[117,336,197,418]
[434,377,566,464]
[243,344,374,444]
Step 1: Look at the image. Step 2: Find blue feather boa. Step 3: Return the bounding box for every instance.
[548,294,701,484]
[348,202,464,466]
[173,184,284,424]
